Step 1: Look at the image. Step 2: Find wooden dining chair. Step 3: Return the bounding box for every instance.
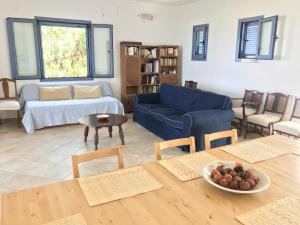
[232,90,264,136]
[155,136,196,160]
[184,80,197,89]
[204,129,238,150]
[72,147,124,178]
[245,93,289,138]
[0,78,21,127]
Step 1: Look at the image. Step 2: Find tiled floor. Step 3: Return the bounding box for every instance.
[0,114,184,194]
[0,114,259,195]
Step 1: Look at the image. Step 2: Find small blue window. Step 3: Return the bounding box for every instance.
[192,24,209,61]
[236,15,278,61]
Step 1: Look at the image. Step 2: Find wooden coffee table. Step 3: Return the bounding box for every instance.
[79,114,128,150]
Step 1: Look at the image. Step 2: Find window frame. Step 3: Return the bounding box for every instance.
[6,17,114,81]
[192,24,209,61]
[236,15,278,62]
[36,17,92,81]
[257,16,278,60]
[6,18,42,80]
[90,24,114,78]
[235,16,263,62]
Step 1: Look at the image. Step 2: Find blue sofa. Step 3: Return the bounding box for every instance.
[133,84,234,151]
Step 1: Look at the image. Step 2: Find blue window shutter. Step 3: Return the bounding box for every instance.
[244,22,260,57]
[6,18,41,80]
[90,24,114,78]
[257,16,278,60]
[236,16,263,61]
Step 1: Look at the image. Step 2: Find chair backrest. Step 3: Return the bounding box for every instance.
[155,136,196,160]
[72,147,124,178]
[0,78,18,100]
[184,80,197,89]
[204,129,238,150]
[292,98,300,120]
[263,93,289,115]
[243,90,264,109]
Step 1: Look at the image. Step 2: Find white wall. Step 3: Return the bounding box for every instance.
[0,0,179,118]
[178,0,300,98]
[1,0,300,119]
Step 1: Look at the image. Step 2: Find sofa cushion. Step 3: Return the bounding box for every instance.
[149,107,184,121]
[39,86,71,101]
[247,112,282,127]
[173,87,198,112]
[233,107,257,120]
[160,84,179,108]
[164,115,184,130]
[73,85,102,99]
[273,121,300,137]
[136,103,162,114]
[189,90,231,111]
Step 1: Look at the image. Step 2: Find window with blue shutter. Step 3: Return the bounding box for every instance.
[236,15,278,61]
[192,24,209,61]
[6,17,114,80]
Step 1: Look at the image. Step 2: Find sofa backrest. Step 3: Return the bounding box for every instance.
[160,83,180,108]
[159,83,231,112]
[20,81,114,108]
[189,90,232,112]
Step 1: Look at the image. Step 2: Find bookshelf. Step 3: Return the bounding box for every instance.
[121,42,180,113]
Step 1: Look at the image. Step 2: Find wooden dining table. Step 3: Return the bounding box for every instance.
[2,135,300,225]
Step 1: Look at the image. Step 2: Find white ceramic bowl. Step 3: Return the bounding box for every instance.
[96,114,109,119]
[202,161,270,194]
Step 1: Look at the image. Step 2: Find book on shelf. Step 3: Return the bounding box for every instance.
[160,47,178,57]
[143,75,159,85]
[125,46,140,56]
[174,48,179,56]
[141,48,157,58]
[160,58,177,66]
[141,60,159,73]
[167,48,174,56]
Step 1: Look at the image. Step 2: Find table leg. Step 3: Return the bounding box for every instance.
[108,126,112,138]
[84,126,89,142]
[94,128,99,150]
[118,125,125,145]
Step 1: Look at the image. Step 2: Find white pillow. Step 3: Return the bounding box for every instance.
[39,86,71,101]
[73,85,102,99]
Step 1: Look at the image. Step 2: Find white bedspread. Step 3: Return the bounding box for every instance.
[22,97,124,133]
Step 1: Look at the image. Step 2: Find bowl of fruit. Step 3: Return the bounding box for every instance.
[202,161,270,194]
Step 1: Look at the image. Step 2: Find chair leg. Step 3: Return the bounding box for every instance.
[17,110,21,128]
[239,119,243,137]
[268,125,272,136]
[261,126,265,137]
[244,123,249,139]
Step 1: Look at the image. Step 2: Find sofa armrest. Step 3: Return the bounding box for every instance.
[134,93,160,105]
[183,109,235,150]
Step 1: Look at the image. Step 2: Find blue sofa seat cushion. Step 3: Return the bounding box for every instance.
[136,103,162,114]
[149,107,184,121]
[164,115,184,130]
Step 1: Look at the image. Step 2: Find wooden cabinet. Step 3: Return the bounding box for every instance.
[120,42,180,113]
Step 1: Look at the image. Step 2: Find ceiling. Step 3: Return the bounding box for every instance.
[131,0,200,6]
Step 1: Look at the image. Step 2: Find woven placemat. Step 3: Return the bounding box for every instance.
[159,152,217,182]
[236,195,300,225]
[221,141,291,164]
[78,166,163,206]
[43,214,87,225]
